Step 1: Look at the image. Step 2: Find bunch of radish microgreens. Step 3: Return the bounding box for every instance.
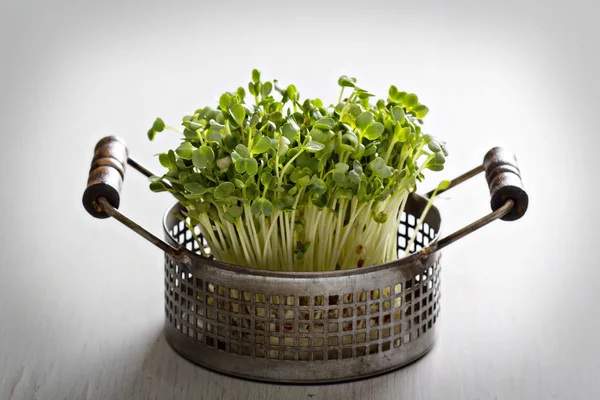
[147,69,448,272]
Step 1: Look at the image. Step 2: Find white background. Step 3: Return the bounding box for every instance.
[1,0,598,399]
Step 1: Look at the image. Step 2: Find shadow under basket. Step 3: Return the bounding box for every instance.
[82,136,528,383]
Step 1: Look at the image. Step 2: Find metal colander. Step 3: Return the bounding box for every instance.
[83,136,528,383]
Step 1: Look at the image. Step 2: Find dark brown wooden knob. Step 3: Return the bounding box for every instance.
[483,147,528,221]
[83,136,128,218]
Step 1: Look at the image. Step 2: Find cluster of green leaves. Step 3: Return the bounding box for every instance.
[147,69,447,266]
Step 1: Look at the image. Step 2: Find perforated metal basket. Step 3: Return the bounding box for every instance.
[83,137,528,383]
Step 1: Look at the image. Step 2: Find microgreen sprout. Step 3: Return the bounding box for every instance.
[148,69,448,271]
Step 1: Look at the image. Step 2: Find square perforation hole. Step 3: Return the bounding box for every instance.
[357,305,367,316]
[356,346,366,357]
[357,319,367,330]
[299,296,310,306]
[342,348,353,359]
[284,309,295,320]
[314,310,325,320]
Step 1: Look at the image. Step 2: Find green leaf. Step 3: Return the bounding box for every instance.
[233,178,245,188]
[184,182,207,193]
[332,171,346,183]
[355,111,373,131]
[427,164,444,172]
[251,198,273,216]
[314,117,335,130]
[389,87,406,103]
[403,93,418,108]
[214,182,235,199]
[245,158,258,176]
[216,156,231,170]
[357,90,374,99]
[192,149,207,169]
[277,136,290,155]
[234,144,250,158]
[176,142,195,159]
[338,75,356,88]
[230,103,246,126]
[282,123,298,142]
[234,158,246,173]
[413,104,429,118]
[252,69,260,84]
[252,135,272,154]
[297,175,311,186]
[192,146,214,169]
[286,84,297,99]
[308,178,327,195]
[274,194,295,210]
[219,93,231,110]
[427,141,441,152]
[394,125,410,142]
[248,82,257,96]
[236,86,246,99]
[388,85,399,100]
[148,117,165,141]
[227,205,243,218]
[351,143,365,159]
[305,141,325,152]
[369,157,393,178]
[261,81,272,97]
[435,152,446,164]
[309,128,329,144]
[363,122,384,140]
[158,153,173,169]
[391,106,405,123]
[438,180,451,191]
[334,163,349,173]
[201,145,215,162]
[149,181,167,192]
[372,211,388,223]
[260,172,274,188]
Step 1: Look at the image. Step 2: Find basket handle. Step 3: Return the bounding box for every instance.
[422,147,528,255]
[483,147,528,221]
[82,136,190,264]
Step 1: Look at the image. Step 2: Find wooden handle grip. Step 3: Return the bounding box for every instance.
[483,147,528,221]
[82,136,128,218]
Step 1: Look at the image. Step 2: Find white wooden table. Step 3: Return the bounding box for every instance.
[1,0,599,398]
